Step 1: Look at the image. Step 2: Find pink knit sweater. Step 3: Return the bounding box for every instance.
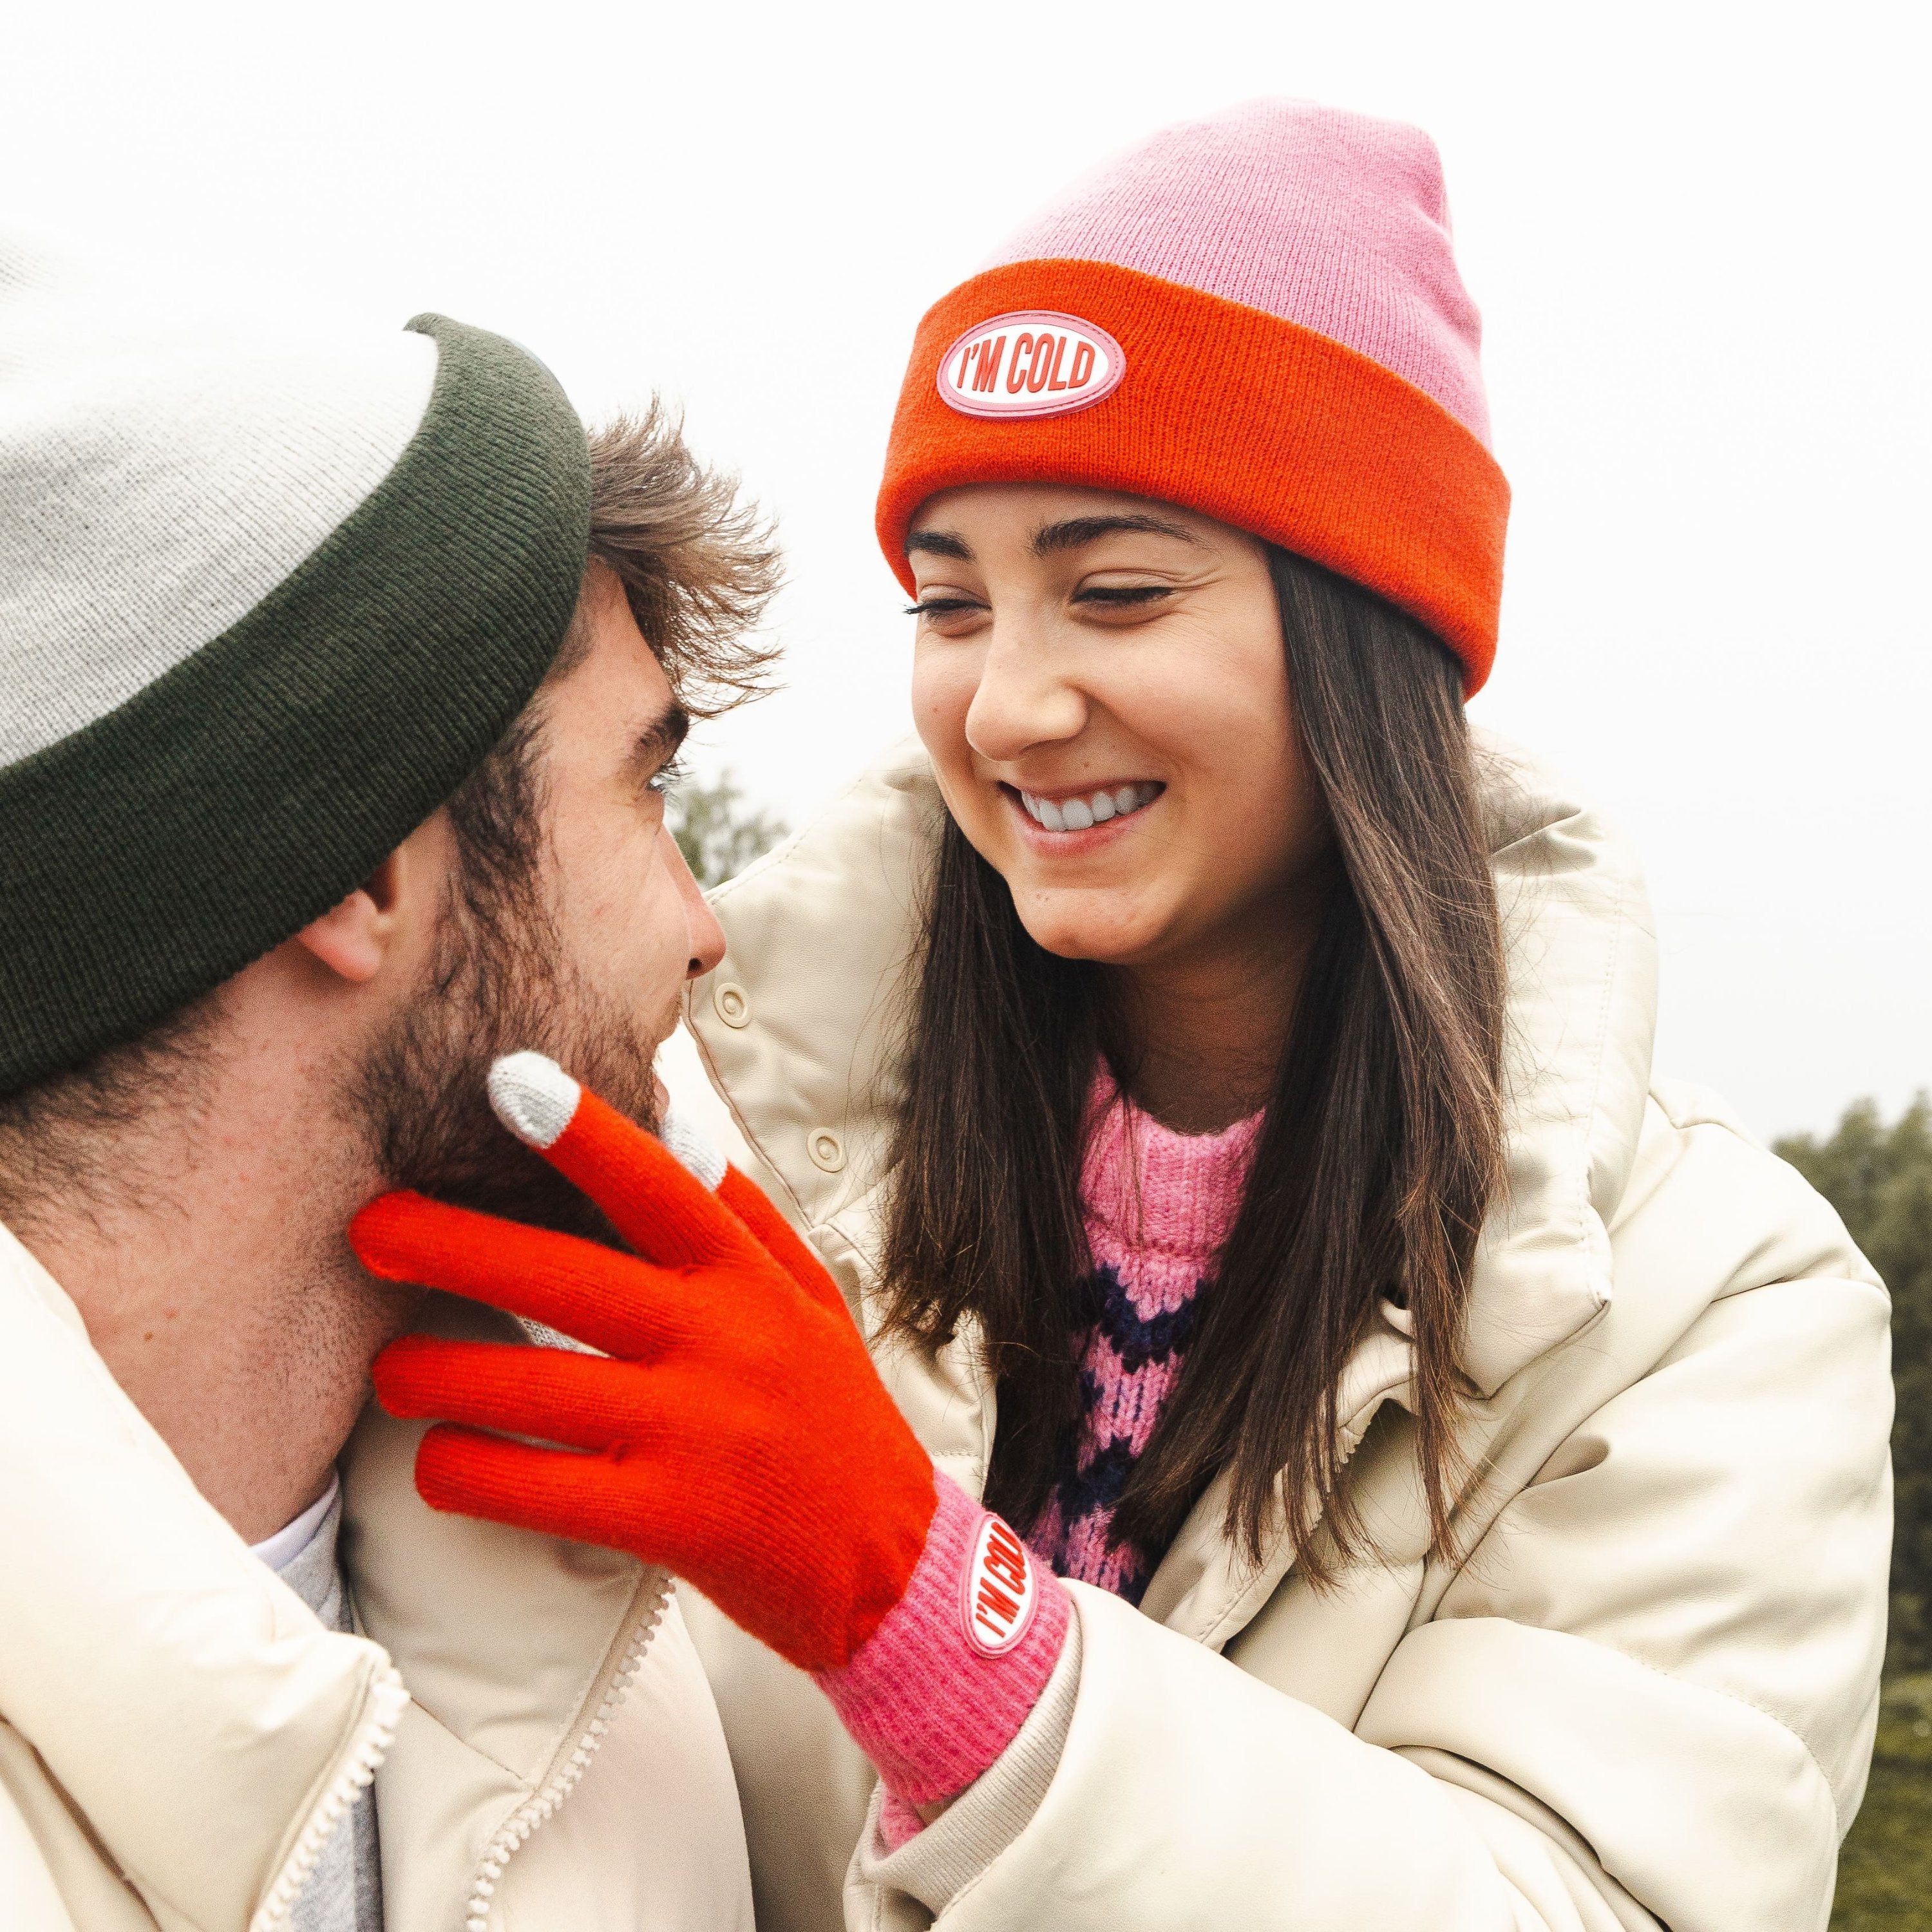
[817,1074,1261,1842]
[1033,1075,1264,1602]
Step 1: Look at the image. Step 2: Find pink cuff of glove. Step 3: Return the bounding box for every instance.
[876,1791,925,1852]
[814,1473,1070,1811]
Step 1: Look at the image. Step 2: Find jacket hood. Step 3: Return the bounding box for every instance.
[1466,733,1658,1390]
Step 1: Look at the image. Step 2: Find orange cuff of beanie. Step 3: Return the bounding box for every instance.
[876,258,1509,692]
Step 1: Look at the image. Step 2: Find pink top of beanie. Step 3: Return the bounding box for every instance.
[985,99,1490,450]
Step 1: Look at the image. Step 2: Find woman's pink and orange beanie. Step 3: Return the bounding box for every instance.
[876,99,1509,690]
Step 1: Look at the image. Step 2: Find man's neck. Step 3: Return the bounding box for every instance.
[15,1049,415,1544]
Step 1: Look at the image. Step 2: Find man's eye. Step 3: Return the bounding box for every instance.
[905,597,983,618]
[648,753,688,800]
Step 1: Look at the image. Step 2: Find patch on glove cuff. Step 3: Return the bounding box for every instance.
[960,1512,1039,1656]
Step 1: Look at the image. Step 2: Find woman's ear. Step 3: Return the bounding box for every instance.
[294,849,407,985]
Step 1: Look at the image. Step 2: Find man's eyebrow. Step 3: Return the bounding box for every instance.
[624,701,691,782]
[1032,513,1203,554]
[905,529,974,561]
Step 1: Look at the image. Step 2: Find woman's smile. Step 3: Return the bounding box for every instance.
[1007,779,1164,842]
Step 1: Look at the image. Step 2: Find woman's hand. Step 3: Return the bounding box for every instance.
[349,1052,938,1674]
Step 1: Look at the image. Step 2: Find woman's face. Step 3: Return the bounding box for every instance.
[907,484,1331,971]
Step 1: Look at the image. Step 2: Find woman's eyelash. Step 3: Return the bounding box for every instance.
[907,587,1171,616]
[1074,585,1174,605]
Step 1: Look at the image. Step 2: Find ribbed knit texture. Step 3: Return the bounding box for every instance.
[361,1087,942,1678]
[815,1474,1071,1819]
[876,98,1510,687]
[1031,1077,1263,1605]
[868,1617,1084,1870]
[987,98,1490,446]
[0,254,591,1094]
[0,240,439,762]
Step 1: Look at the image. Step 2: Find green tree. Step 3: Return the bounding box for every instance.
[668,770,789,890]
[1774,1101,1932,1929]
[1776,1097,1932,1669]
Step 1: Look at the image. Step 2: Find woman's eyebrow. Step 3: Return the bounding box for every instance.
[1033,513,1202,554]
[906,529,973,560]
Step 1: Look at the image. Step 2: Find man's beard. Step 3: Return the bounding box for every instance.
[348,867,672,1249]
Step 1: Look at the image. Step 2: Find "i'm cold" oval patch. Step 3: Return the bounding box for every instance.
[960,1511,1040,1656]
[937,311,1126,421]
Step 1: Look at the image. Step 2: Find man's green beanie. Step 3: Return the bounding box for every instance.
[0,242,592,1094]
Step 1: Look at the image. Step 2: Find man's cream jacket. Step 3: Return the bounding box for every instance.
[0,1252,755,1931]
[671,734,1895,1932]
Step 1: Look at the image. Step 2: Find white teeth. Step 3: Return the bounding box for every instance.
[1019,783,1160,832]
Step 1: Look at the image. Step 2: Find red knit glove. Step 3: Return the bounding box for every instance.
[351,1052,938,1673]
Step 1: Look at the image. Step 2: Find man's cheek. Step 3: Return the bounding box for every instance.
[574,823,665,936]
[619,874,690,994]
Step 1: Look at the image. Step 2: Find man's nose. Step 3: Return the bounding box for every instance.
[666,828,728,976]
[963,623,1088,764]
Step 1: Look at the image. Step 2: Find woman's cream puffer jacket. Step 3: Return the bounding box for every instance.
[668,732,1893,1932]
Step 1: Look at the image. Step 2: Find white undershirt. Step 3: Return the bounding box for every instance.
[249,1473,341,1570]
[249,1472,383,1932]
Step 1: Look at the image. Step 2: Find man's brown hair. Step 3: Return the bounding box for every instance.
[579,404,781,716]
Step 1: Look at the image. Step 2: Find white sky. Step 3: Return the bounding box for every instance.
[7,0,1927,1141]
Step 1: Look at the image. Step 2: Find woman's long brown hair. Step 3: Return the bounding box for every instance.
[878,545,1506,1576]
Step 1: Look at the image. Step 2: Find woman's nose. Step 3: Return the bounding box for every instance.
[963,624,1088,764]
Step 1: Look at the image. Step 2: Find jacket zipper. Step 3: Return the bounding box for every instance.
[460,1566,674,1932]
[251,1663,409,1932]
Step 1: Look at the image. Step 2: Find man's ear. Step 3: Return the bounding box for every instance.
[294,849,407,985]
